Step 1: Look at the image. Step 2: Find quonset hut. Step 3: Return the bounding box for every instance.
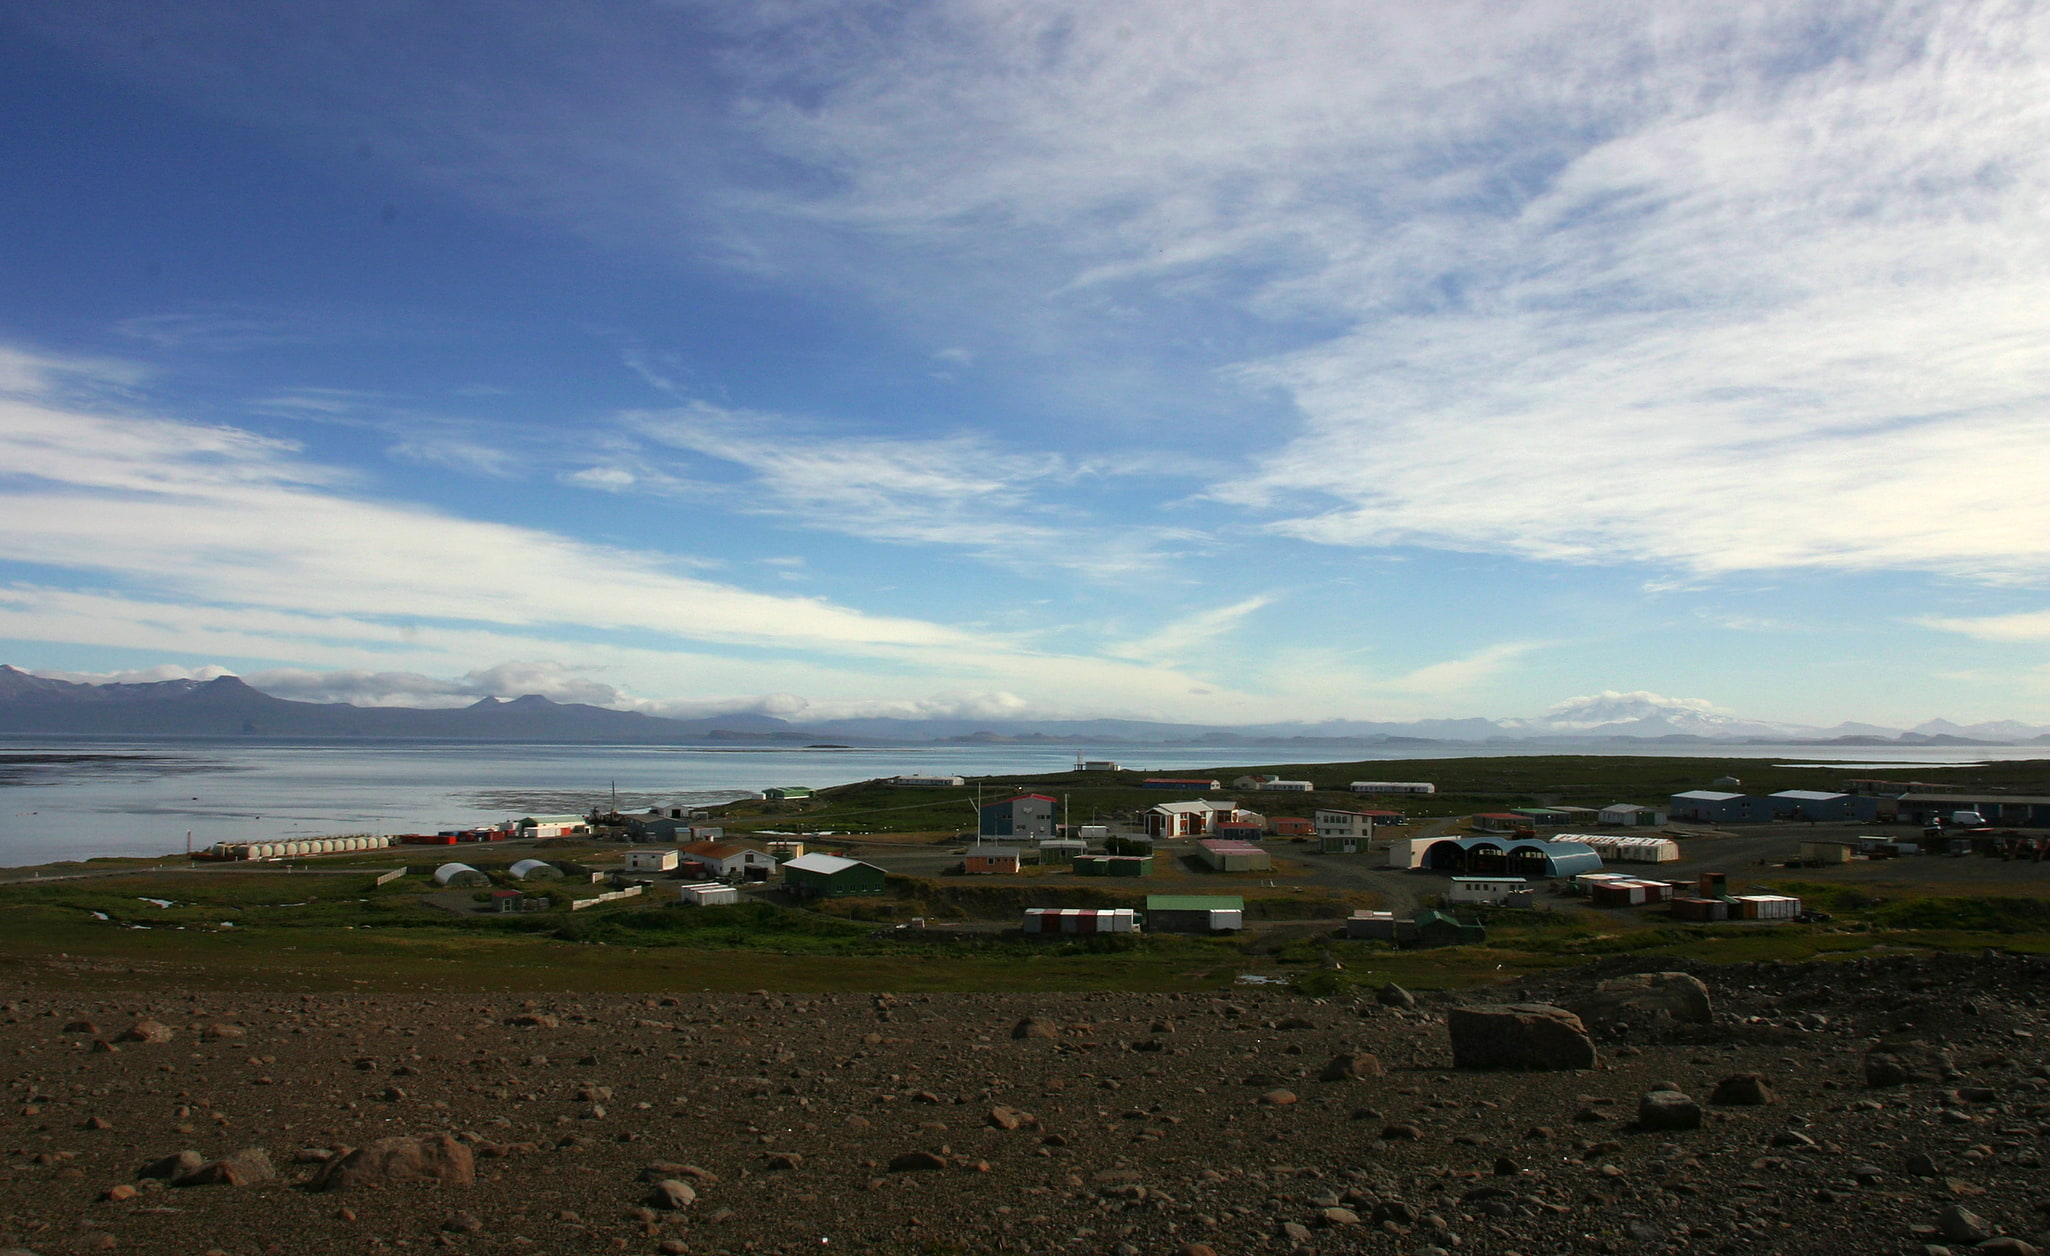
[432,862,489,888]
[1401,837,1603,878]
[508,859,563,881]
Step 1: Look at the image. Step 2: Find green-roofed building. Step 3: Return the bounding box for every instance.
[1144,894,1244,933]
[1410,909,1486,948]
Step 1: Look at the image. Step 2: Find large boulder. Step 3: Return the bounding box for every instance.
[174,1148,275,1188]
[1864,1040,1956,1087]
[1569,972,1714,1025]
[1319,1052,1385,1081]
[115,1020,174,1044]
[311,1134,475,1190]
[1447,1004,1598,1070]
[1637,1089,1702,1131]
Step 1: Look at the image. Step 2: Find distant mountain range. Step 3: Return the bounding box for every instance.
[2,666,2046,747]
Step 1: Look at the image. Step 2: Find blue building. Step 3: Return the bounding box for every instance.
[1767,790,1881,823]
[1669,790,1774,824]
[979,793,1056,841]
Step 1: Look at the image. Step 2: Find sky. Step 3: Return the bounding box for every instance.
[3,0,2050,728]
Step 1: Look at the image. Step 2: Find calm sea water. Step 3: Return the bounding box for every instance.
[0,737,2032,868]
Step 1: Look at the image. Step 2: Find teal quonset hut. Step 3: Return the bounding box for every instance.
[781,853,887,899]
[1417,838,1603,879]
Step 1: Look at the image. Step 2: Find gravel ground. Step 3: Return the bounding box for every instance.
[1,951,2047,1256]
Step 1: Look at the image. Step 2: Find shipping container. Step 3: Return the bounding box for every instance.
[1671,896,1730,922]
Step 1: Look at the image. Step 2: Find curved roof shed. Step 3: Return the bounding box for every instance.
[433,862,489,887]
[508,858,564,881]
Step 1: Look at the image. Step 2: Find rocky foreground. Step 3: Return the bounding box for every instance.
[1,952,2047,1256]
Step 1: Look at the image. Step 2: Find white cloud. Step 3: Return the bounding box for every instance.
[1109,595,1274,666]
[1919,610,2050,643]
[623,402,1200,576]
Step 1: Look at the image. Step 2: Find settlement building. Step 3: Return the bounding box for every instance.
[963,846,1022,874]
[1895,793,2050,827]
[1351,781,1436,795]
[1145,895,1244,933]
[1023,908,1139,935]
[680,842,778,881]
[1195,839,1273,872]
[1399,837,1603,878]
[1074,854,1152,877]
[1036,838,1086,865]
[1141,800,1248,839]
[1598,804,1669,826]
[1669,791,1773,824]
[780,853,887,898]
[432,862,489,888]
[508,859,563,881]
[979,794,1056,842]
[1143,778,1222,790]
[1553,833,1680,863]
[892,774,965,787]
[1446,876,1529,905]
[677,882,740,906]
[623,849,680,873]
[1766,790,1881,823]
[761,786,812,800]
[519,814,589,838]
[1314,809,1378,840]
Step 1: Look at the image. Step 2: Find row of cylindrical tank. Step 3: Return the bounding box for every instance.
[209,835,395,860]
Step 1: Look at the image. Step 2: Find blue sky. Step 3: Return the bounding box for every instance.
[3,0,2050,727]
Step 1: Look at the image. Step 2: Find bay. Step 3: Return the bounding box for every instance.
[0,736,2031,868]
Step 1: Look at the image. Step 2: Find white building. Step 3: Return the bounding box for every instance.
[1555,833,1680,863]
[1350,781,1436,795]
[1446,876,1528,905]
[677,882,740,906]
[1232,775,1313,792]
[1315,809,1376,840]
[1141,800,1248,839]
[1598,804,1668,827]
[624,849,680,873]
[891,774,965,787]
[680,841,779,881]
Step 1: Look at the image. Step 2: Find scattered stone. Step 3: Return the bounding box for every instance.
[649,1180,697,1210]
[1259,1089,1297,1106]
[173,1148,275,1188]
[441,1212,483,1233]
[1570,972,1714,1025]
[1637,1090,1702,1132]
[1709,1074,1775,1105]
[763,1153,801,1171]
[888,1152,948,1172]
[986,1105,1027,1130]
[102,1184,138,1202]
[1867,1041,1956,1087]
[1377,984,1417,1009]
[1319,1052,1383,1081]
[312,1134,475,1190]
[1907,1152,1940,1177]
[1321,1206,1361,1226]
[505,1013,559,1028]
[1380,1124,1423,1141]
[1939,1206,1991,1245]
[199,1023,245,1041]
[1012,1017,1059,1040]
[137,1151,205,1181]
[115,1020,173,1045]
[1447,1004,1597,1070]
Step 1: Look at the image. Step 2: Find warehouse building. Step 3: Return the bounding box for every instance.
[1669,791,1773,824]
[1553,833,1680,862]
[1145,895,1243,933]
[1351,781,1436,795]
[1767,790,1880,823]
[781,853,887,898]
[1037,838,1086,865]
[1598,803,1669,826]
[1410,837,1603,878]
[1073,854,1152,877]
[623,848,680,873]
[1142,799,1250,839]
[1194,839,1273,872]
[1895,793,2050,827]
